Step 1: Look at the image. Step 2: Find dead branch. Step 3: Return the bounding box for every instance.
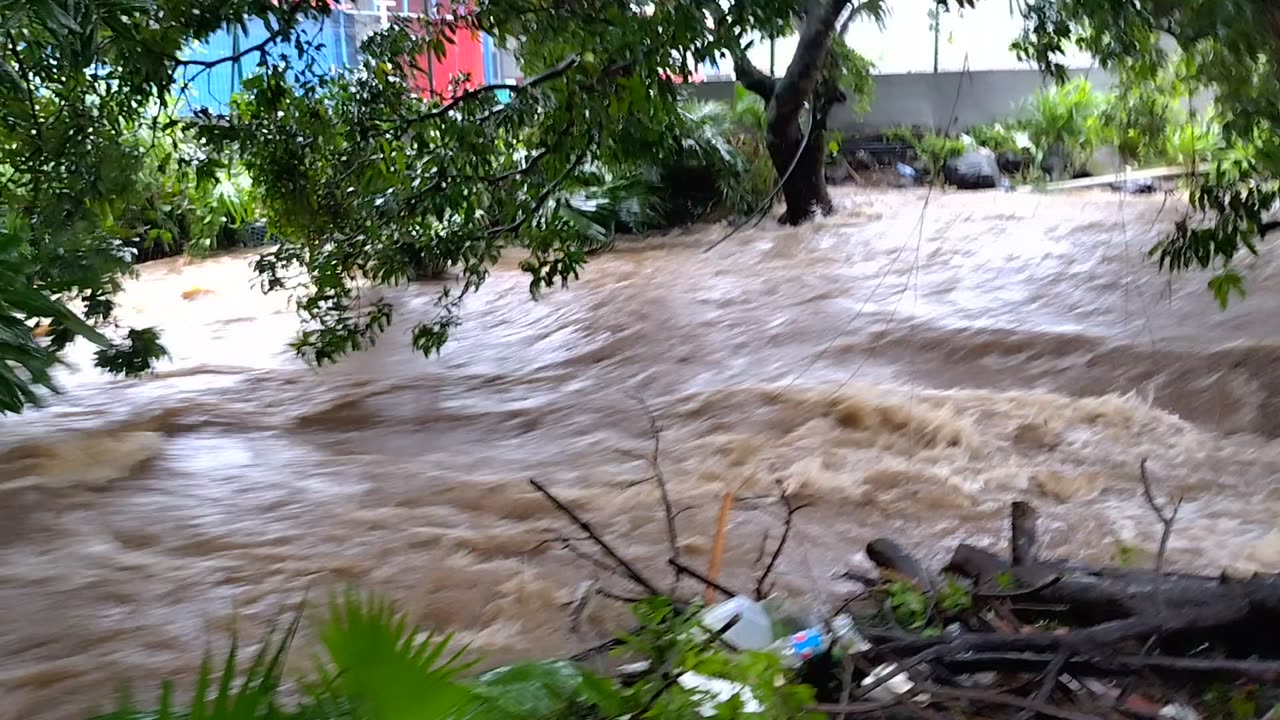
[1138,458,1183,578]
[934,652,1280,683]
[634,398,681,592]
[834,653,858,720]
[1016,648,1071,720]
[523,535,592,553]
[530,478,661,596]
[752,530,771,577]
[866,538,935,595]
[922,686,1103,720]
[669,558,743,600]
[755,479,810,598]
[1011,500,1039,566]
[858,602,1248,699]
[812,699,904,715]
[948,543,1279,624]
[568,581,594,634]
[562,541,636,579]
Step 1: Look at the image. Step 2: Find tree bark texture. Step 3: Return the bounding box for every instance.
[731,0,850,224]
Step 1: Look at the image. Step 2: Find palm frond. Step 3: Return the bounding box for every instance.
[308,590,474,720]
[91,612,301,720]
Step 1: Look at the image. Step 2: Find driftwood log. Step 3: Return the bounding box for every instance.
[856,497,1280,704]
[949,545,1280,623]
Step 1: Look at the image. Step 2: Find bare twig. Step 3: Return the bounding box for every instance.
[672,505,699,522]
[562,541,636,579]
[530,478,661,596]
[1137,458,1184,660]
[633,397,680,592]
[568,581,594,634]
[934,652,1280,683]
[1138,458,1183,577]
[755,479,811,598]
[813,699,905,715]
[594,588,648,603]
[413,54,580,122]
[669,558,743,600]
[523,535,591,553]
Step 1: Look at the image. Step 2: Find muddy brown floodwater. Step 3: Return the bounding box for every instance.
[3,188,1280,719]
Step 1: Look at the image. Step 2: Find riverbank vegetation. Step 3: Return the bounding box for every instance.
[885,66,1222,189]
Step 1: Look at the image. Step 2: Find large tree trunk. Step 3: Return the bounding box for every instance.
[767,113,832,225]
[728,0,849,224]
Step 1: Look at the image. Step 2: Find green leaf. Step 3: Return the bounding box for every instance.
[470,661,593,720]
[1208,269,1246,309]
[39,0,81,34]
[2,285,110,347]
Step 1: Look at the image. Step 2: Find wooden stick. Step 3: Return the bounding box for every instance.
[704,490,735,603]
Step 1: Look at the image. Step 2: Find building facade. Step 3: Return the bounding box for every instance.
[178,1,519,113]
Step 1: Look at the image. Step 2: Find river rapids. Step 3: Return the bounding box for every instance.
[2,188,1279,718]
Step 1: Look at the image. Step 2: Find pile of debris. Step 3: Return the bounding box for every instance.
[532,434,1280,719]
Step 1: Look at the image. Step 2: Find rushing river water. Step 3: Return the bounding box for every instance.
[3,188,1280,718]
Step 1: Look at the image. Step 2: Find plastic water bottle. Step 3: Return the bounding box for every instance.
[699,596,774,651]
[772,614,868,667]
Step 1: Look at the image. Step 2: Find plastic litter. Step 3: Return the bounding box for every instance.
[896,162,917,179]
[770,614,870,667]
[699,595,773,650]
[861,663,926,703]
[1159,704,1201,720]
[678,671,762,716]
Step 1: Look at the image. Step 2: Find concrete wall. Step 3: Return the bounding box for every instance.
[688,68,1113,134]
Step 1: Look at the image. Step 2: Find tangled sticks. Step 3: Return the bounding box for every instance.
[534,446,1280,718]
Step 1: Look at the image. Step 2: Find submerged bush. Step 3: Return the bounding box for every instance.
[887,127,966,183]
[1018,77,1104,179]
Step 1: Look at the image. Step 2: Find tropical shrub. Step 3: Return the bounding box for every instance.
[120,107,262,262]
[965,123,1023,155]
[1018,77,1104,178]
[887,127,966,183]
[95,593,817,720]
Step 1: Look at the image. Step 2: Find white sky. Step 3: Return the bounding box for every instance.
[712,0,1097,76]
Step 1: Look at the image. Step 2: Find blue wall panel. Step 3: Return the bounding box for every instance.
[177,16,346,114]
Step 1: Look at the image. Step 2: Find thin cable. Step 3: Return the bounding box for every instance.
[704,102,820,254]
[825,55,971,402]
